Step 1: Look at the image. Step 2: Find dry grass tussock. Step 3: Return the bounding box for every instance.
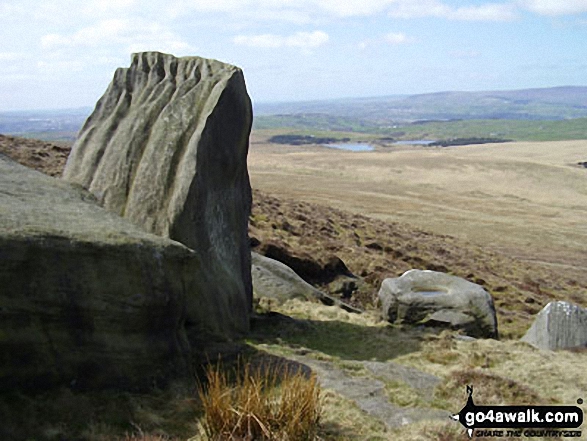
[198,361,322,441]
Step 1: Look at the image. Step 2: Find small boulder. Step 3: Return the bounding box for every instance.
[378,269,498,338]
[252,252,324,304]
[252,252,361,313]
[521,301,587,350]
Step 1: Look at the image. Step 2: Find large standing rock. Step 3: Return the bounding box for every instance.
[378,270,498,338]
[63,52,253,337]
[521,301,587,350]
[0,155,193,391]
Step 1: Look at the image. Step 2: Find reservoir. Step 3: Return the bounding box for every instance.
[323,143,375,152]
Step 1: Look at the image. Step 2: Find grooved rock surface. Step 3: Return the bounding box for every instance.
[0,155,193,391]
[521,301,587,350]
[63,52,253,337]
[378,269,498,338]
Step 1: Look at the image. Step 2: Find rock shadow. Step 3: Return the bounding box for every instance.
[249,311,422,362]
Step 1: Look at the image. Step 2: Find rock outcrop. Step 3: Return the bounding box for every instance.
[63,52,253,337]
[0,155,194,391]
[378,270,498,338]
[521,301,587,350]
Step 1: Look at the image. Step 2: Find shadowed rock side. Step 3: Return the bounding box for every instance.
[0,155,193,391]
[63,52,253,339]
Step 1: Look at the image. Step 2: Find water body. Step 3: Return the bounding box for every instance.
[395,140,436,145]
[323,143,375,151]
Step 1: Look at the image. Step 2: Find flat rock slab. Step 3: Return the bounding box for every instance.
[362,360,441,398]
[289,354,448,430]
[522,301,587,350]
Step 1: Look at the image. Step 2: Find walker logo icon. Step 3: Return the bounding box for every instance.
[451,386,583,438]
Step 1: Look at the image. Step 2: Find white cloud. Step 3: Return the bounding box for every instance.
[167,0,519,22]
[185,0,245,12]
[388,0,517,21]
[287,31,330,47]
[88,0,136,12]
[449,4,517,20]
[358,31,415,50]
[34,0,137,22]
[233,31,329,49]
[384,32,413,45]
[37,59,85,72]
[320,0,516,21]
[316,0,396,17]
[0,2,24,19]
[0,52,26,61]
[519,0,587,16]
[41,18,194,55]
[167,0,315,23]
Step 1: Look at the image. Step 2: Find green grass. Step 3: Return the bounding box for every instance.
[253,114,374,133]
[396,118,587,142]
[254,116,587,142]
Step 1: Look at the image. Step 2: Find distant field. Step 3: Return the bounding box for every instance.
[396,117,587,142]
[254,116,587,142]
[248,134,587,273]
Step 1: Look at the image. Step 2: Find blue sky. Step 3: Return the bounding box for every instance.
[1,0,587,110]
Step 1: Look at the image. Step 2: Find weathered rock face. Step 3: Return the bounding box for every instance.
[378,270,498,338]
[63,52,253,337]
[521,301,587,350]
[0,155,194,391]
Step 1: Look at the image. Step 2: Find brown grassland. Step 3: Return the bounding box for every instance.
[248,131,587,272]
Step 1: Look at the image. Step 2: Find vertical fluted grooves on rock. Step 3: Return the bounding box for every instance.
[63,52,253,339]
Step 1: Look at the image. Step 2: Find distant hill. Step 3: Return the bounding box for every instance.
[0,107,91,142]
[2,87,587,142]
[254,86,587,123]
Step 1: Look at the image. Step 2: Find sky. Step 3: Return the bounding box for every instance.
[1,0,587,111]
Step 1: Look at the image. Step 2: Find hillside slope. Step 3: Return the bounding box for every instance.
[2,134,586,339]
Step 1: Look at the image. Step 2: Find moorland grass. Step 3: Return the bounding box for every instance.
[198,361,322,441]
